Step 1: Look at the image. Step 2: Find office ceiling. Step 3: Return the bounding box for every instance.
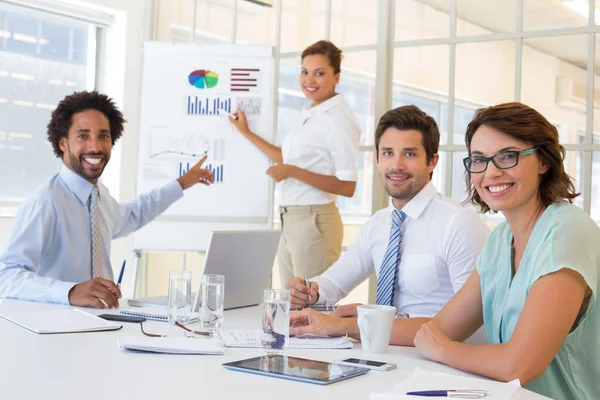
[416,0,596,71]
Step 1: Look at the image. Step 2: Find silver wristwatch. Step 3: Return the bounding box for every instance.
[395,312,409,320]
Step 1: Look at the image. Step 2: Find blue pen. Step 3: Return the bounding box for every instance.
[406,390,488,398]
[117,260,126,290]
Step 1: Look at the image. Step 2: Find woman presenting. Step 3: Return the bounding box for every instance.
[229,40,361,286]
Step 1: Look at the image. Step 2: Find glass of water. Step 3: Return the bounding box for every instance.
[261,289,290,355]
[167,270,192,325]
[198,274,225,336]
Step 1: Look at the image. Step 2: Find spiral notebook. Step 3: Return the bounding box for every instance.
[218,329,353,349]
[120,308,168,322]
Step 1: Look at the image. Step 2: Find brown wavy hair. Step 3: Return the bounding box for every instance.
[463,102,579,213]
[301,40,343,74]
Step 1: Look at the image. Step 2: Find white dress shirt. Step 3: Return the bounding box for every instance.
[280,94,361,206]
[313,181,490,317]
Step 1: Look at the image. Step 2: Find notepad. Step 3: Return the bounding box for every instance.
[0,307,122,334]
[370,367,521,400]
[120,308,168,322]
[218,329,353,349]
[117,336,224,355]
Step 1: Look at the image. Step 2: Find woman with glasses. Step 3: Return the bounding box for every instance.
[404,102,599,400]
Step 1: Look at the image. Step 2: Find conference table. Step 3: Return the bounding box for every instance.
[0,301,549,400]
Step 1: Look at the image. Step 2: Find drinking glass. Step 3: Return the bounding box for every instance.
[261,289,290,354]
[197,274,225,335]
[167,270,192,324]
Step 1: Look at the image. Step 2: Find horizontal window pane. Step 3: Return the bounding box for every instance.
[0,4,94,202]
[156,0,233,42]
[395,0,450,41]
[523,0,589,31]
[235,0,276,45]
[457,0,516,36]
[522,35,588,144]
[338,50,376,146]
[393,46,449,144]
[280,0,326,53]
[331,0,377,47]
[455,40,515,139]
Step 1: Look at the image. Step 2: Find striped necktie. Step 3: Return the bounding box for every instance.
[376,210,406,306]
[90,184,104,279]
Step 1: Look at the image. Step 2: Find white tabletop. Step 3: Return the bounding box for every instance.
[0,301,548,400]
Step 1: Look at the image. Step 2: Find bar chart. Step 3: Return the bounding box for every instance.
[186,96,231,115]
[178,161,224,184]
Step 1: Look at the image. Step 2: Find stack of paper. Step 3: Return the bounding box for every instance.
[117,336,224,355]
[370,367,522,400]
[218,329,353,349]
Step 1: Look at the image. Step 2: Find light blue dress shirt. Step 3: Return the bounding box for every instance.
[477,202,599,400]
[0,165,183,305]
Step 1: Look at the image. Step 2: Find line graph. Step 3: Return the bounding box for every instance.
[236,97,262,116]
[149,127,211,159]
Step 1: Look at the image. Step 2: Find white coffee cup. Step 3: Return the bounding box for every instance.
[357,305,396,354]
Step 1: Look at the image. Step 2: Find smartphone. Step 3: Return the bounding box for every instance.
[97,314,146,323]
[334,358,396,371]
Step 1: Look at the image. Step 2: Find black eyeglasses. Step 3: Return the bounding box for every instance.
[140,321,210,338]
[463,148,537,173]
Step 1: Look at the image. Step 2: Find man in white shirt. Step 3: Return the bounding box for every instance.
[286,105,489,342]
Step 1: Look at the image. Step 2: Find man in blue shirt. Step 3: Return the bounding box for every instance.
[0,91,213,308]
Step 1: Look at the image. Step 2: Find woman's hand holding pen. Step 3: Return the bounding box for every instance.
[229,108,250,135]
[286,276,319,309]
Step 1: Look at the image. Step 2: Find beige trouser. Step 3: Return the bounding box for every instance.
[278,202,343,287]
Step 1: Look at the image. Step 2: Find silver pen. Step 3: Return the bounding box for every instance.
[304,272,312,304]
[406,390,488,398]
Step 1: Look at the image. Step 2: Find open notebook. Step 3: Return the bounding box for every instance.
[0,306,122,334]
[218,329,353,349]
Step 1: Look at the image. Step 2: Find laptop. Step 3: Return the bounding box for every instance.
[128,230,281,310]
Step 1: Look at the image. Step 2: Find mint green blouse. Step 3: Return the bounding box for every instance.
[477,202,599,400]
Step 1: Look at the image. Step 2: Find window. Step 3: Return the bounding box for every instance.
[0,2,97,210]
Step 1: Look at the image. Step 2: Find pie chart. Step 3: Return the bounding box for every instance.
[188,70,219,89]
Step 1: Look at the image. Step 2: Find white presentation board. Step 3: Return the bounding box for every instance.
[131,42,275,251]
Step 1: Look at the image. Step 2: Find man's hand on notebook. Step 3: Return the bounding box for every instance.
[289,308,356,338]
[286,276,319,309]
[68,278,122,309]
[329,303,362,318]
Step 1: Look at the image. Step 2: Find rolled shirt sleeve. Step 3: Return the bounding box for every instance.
[327,114,361,182]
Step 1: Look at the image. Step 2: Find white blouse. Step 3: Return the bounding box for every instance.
[280,94,361,206]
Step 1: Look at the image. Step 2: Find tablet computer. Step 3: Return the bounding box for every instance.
[222,355,369,385]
